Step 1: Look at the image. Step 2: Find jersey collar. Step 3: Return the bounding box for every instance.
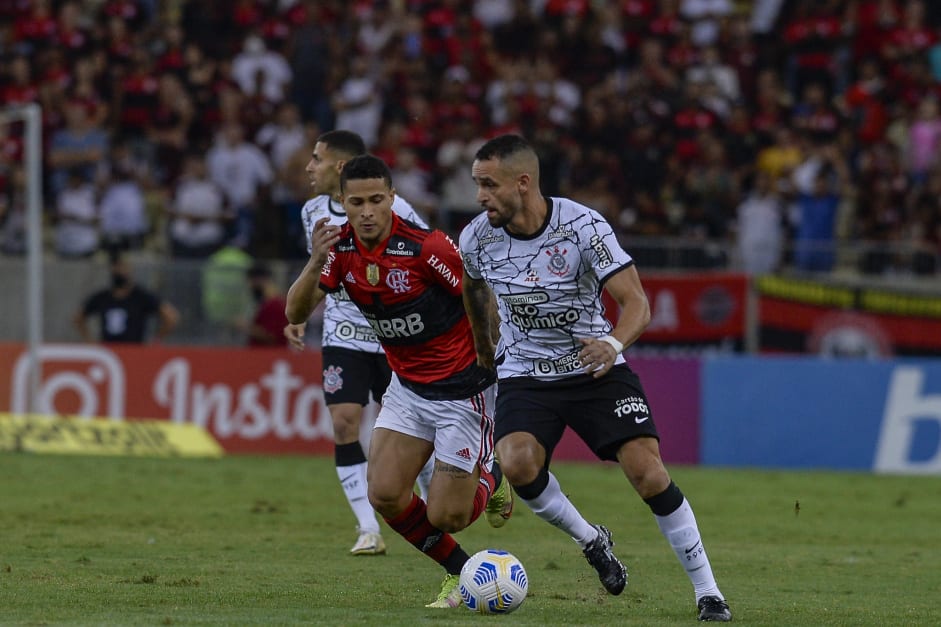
[327,197,346,218]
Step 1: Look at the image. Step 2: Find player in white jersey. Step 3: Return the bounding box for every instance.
[459,135,732,622]
[286,130,434,556]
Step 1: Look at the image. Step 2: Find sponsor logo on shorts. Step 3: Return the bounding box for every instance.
[456,447,472,460]
[323,365,344,393]
[615,396,650,420]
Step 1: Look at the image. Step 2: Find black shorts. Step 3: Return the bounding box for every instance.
[495,364,659,462]
[321,346,392,406]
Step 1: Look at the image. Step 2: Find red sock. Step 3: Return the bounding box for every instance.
[385,493,465,570]
[469,466,497,524]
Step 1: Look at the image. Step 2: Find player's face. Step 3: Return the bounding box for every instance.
[341,177,395,249]
[472,157,522,229]
[305,142,341,197]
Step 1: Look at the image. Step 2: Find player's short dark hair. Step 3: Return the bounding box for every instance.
[340,154,392,192]
[317,130,366,157]
[475,134,533,161]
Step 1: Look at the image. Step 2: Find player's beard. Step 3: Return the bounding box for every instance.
[486,205,513,229]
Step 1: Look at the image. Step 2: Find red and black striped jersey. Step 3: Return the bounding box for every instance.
[319,214,491,397]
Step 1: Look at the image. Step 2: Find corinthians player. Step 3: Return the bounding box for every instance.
[285,130,433,556]
[460,134,732,622]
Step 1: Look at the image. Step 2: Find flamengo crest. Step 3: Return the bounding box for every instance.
[386,268,411,293]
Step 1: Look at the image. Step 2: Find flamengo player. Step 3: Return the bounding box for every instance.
[288,130,433,556]
[459,134,732,621]
[285,154,513,608]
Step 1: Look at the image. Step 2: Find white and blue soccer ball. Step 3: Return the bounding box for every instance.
[459,549,528,614]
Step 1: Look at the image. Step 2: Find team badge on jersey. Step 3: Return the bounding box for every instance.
[366,264,380,285]
[545,246,570,277]
[386,268,411,293]
[323,365,344,393]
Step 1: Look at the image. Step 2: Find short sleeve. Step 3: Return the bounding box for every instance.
[579,211,633,284]
[318,248,342,293]
[423,230,465,296]
[458,224,482,280]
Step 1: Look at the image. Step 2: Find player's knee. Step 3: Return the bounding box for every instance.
[622,459,670,498]
[496,442,543,486]
[329,407,361,443]
[426,506,469,533]
[367,483,406,519]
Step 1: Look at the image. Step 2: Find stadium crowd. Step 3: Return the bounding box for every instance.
[1,0,941,276]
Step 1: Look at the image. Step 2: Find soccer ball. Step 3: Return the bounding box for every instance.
[459,549,528,614]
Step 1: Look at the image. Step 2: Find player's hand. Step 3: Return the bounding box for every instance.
[577,337,618,379]
[309,217,341,269]
[284,322,307,351]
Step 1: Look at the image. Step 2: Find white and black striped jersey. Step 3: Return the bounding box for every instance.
[459,197,633,381]
[301,194,427,353]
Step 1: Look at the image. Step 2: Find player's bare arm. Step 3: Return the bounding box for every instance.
[462,271,497,371]
[578,265,651,379]
[285,217,339,324]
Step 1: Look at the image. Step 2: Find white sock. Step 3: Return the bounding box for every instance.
[655,498,722,601]
[520,472,597,547]
[416,456,435,502]
[337,461,379,534]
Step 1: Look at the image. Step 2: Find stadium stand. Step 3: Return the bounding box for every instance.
[0,0,939,279]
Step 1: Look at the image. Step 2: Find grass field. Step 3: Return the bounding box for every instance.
[1,452,939,626]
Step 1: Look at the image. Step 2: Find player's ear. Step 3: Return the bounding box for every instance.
[335,158,347,174]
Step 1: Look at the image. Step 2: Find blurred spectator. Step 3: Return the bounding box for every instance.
[332,55,383,147]
[231,33,293,105]
[256,102,307,175]
[73,253,180,343]
[257,101,311,257]
[242,262,289,348]
[905,95,941,181]
[97,161,149,254]
[390,146,436,220]
[146,73,195,185]
[838,56,889,146]
[793,148,851,272]
[735,172,784,275]
[686,44,741,104]
[681,0,734,47]
[436,118,486,230]
[783,1,847,96]
[54,167,99,259]
[47,98,108,196]
[0,166,26,256]
[206,122,273,249]
[167,153,229,258]
[200,243,254,342]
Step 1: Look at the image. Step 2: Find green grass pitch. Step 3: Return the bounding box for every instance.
[1,452,939,625]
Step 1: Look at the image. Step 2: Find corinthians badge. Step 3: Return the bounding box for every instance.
[366,263,380,285]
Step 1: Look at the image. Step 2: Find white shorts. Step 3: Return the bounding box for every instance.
[376,373,496,474]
